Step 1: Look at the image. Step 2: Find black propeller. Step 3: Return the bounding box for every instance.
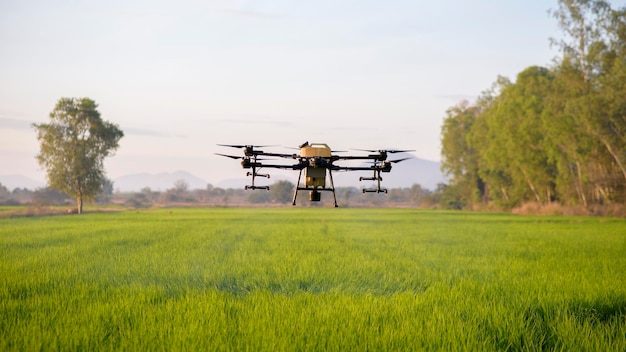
[389,157,411,163]
[354,149,415,153]
[215,153,270,161]
[365,157,410,165]
[217,144,275,149]
[215,153,242,159]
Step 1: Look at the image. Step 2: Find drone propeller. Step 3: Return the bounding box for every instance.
[215,153,243,159]
[389,157,411,163]
[215,153,271,161]
[218,144,275,149]
[364,157,411,165]
[387,149,415,154]
[354,149,415,154]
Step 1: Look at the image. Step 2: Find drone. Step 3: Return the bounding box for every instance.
[216,142,413,207]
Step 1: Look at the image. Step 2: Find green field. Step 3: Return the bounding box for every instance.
[1,208,625,351]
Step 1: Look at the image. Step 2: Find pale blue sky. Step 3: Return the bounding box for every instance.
[1,0,562,184]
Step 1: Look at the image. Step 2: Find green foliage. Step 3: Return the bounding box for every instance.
[1,209,625,350]
[440,0,626,210]
[440,101,483,208]
[248,190,271,203]
[33,98,123,214]
[270,180,295,204]
[125,192,152,209]
[95,177,114,204]
[31,187,71,206]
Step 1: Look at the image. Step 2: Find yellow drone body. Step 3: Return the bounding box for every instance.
[300,143,331,188]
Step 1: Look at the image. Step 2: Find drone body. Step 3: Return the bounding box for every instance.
[216,142,412,207]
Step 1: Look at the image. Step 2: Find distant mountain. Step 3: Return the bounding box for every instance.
[0,174,46,190]
[114,171,208,192]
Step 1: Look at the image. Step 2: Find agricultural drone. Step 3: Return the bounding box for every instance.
[216,142,413,207]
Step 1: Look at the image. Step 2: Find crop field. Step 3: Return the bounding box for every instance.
[1,208,625,351]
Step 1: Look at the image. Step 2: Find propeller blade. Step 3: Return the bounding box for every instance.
[352,149,414,153]
[390,157,411,163]
[217,144,247,149]
[364,157,410,164]
[217,144,276,148]
[215,153,242,159]
[386,149,415,154]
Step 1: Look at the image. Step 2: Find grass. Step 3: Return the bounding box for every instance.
[1,208,625,350]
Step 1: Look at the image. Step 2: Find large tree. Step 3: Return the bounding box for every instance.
[476,67,556,208]
[33,98,124,214]
[440,0,625,210]
[549,0,626,204]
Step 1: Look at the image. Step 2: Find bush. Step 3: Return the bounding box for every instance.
[125,193,152,209]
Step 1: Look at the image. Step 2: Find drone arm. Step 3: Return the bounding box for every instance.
[332,155,384,161]
[331,165,380,172]
[257,152,297,159]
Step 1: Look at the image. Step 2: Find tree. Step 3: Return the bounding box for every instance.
[0,182,9,198]
[548,0,626,205]
[440,100,486,208]
[248,191,271,204]
[270,180,295,204]
[163,180,191,203]
[33,98,124,214]
[476,67,556,208]
[32,187,71,206]
[96,177,114,204]
[437,0,626,211]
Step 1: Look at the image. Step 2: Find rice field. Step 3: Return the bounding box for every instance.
[1,208,625,351]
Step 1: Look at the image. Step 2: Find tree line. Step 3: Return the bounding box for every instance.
[0,180,434,209]
[440,0,625,210]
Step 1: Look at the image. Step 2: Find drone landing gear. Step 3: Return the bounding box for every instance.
[245,185,269,190]
[244,165,270,191]
[363,188,388,194]
[247,172,269,178]
[292,169,339,207]
[359,170,387,193]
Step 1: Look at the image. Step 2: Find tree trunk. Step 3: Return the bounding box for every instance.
[520,167,542,204]
[599,137,626,181]
[77,196,83,214]
[575,161,587,207]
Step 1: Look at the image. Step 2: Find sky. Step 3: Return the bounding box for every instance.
[0,0,562,185]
